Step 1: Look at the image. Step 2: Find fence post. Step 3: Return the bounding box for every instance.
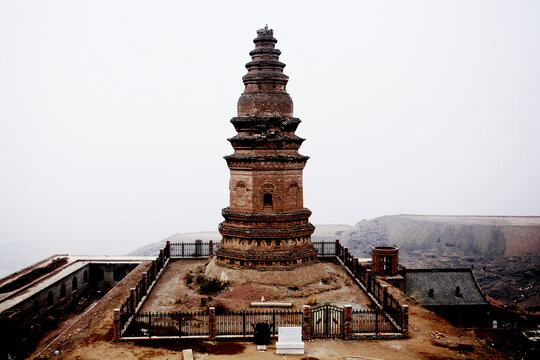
[148,313,152,337]
[401,305,409,337]
[381,285,388,310]
[375,310,379,334]
[113,308,121,340]
[159,249,165,268]
[344,305,352,340]
[335,239,340,258]
[130,288,136,314]
[343,247,349,265]
[242,311,246,337]
[196,239,202,257]
[209,307,216,340]
[366,270,372,293]
[142,272,148,295]
[352,258,359,275]
[209,240,214,258]
[302,305,311,340]
[272,310,276,336]
[166,240,171,259]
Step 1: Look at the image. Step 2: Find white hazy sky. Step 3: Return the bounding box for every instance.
[1,1,539,275]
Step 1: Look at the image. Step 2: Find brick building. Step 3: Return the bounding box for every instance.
[216,27,317,269]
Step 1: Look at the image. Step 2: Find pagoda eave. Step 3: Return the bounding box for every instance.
[218,224,315,239]
[222,208,312,221]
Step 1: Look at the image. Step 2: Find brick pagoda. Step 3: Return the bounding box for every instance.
[216,27,317,270]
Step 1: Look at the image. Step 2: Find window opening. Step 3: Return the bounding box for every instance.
[263,193,273,207]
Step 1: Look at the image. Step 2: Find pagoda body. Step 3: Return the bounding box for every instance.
[216,27,317,270]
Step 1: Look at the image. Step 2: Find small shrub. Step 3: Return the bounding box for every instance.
[213,301,230,315]
[306,296,319,306]
[288,286,299,291]
[184,272,193,285]
[199,277,230,295]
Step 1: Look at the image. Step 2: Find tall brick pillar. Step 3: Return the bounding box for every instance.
[209,307,216,340]
[166,240,171,258]
[344,305,352,340]
[159,249,165,268]
[402,305,409,337]
[335,239,340,258]
[302,305,311,340]
[371,246,399,276]
[113,308,121,340]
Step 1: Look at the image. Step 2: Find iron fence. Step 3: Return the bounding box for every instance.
[352,309,395,333]
[312,241,336,256]
[170,241,215,258]
[125,311,210,337]
[118,240,407,338]
[384,292,403,331]
[216,310,302,336]
[372,280,382,303]
[311,304,344,338]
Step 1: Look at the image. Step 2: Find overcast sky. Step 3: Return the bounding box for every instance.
[1,1,539,275]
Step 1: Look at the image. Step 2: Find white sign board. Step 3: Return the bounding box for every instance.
[276,327,304,355]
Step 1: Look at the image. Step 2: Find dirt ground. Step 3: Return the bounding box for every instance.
[33,259,510,360]
[140,259,372,313]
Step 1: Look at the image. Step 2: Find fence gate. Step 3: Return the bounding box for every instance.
[310,305,344,338]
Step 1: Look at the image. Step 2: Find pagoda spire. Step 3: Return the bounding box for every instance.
[237,26,293,118]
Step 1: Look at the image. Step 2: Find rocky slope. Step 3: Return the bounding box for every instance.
[342,215,540,309]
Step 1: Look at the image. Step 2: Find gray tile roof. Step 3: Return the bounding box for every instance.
[405,268,488,307]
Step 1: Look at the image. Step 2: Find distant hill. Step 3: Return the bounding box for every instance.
[130,215,540,309]
[334,215,540,309]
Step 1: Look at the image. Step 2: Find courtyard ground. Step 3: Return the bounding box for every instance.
[139,259,372,313]
[32,259,510,360]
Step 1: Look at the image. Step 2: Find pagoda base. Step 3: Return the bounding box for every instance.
[215,246,318,271]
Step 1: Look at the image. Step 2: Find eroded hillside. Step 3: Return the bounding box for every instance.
[343,215,540,308]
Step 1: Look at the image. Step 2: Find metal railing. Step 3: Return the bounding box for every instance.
[352,309,395,333]
[216,309,302,336]
[118,239,406,338]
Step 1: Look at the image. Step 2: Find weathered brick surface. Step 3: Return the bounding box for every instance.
[371,246,399,276]
[302,305,311,340]
[402,304,409,337]
[209,307,216,340]
[216,27,317,270]
[344,305,352,340]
